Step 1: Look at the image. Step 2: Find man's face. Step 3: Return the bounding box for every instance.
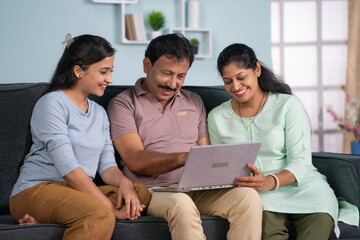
[143,55,190,108]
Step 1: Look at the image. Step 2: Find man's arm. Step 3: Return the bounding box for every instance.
[114,134,209,176]
[113,133,188,176]
[197,137,209,146]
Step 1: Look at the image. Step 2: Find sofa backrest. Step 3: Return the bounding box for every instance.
[2,83,359,215]
[0,83,231,215]
[0,83,49,214]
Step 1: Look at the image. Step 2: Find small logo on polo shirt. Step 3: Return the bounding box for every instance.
[177,111,187,116]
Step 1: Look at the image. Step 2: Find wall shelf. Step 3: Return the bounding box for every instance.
[167,27,212,59]
[117,3,150,45]
[92,0,137,3]
[92,0,212,58]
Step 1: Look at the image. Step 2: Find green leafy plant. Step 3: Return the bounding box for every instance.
[190,38,200,54]
[190,38,199,46]
[147,11,165,31]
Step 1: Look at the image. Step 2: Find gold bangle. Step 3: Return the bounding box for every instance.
[269,174,279,191]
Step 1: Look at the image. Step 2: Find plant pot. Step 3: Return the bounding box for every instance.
[351,141,360,155]
[151,31,162,39]
[192,45,199,55]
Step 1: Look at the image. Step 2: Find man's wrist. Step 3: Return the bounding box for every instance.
[177,152,188,166]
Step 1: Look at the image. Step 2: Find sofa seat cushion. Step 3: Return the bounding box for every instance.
[0,215,229,240]
[0,214,66,240]
[333,220,360,240]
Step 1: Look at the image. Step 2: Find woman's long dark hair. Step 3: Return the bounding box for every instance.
[47,34,115,93]
[217,43,292,95]
[16,34,116,179]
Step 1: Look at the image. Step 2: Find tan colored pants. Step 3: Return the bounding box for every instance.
[10,182,151,240]
[147,187,263,240]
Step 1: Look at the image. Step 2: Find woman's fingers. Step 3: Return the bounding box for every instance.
[235,163,266,191]
[247,163,262,175]
[116,192,122,209]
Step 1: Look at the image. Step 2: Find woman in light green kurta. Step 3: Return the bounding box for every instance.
[208,43,339,239]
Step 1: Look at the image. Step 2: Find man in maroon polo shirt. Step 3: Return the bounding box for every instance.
[107,33,263,240]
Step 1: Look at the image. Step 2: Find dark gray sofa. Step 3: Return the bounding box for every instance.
[0,82,359,240]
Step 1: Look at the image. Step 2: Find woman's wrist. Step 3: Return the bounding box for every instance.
[269,174,280,191]
[118,174,131,185]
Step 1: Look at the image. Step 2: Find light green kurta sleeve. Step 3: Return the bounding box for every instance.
[282,96,315,185]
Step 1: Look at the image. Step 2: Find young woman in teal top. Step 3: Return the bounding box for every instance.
[207,43,339,239]
[10,34,150,239]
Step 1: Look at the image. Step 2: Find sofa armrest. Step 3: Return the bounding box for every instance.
[312,152,360,209]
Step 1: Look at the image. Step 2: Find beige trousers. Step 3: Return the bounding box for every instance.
[147,187,263,240]
[10,182,151,240]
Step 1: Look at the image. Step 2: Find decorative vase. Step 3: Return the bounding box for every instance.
[351,141,360,155]
[187,0,200,28]
[151,31,162,39]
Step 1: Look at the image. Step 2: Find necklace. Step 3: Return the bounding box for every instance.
[238,92,265,129]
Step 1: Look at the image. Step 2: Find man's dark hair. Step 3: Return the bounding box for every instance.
[145,33,194,68]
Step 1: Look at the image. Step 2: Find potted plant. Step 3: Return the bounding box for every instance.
[147,10,165,39]
[327,85,360,154]
[190,38,199,55]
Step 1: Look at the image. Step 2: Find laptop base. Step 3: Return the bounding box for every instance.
[152,184,235,193]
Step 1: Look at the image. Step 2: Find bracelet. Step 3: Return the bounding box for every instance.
[269,174,280,191]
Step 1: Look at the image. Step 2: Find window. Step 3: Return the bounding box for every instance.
[271,0,348,152]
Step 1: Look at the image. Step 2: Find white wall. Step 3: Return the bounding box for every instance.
[0,0,271,86]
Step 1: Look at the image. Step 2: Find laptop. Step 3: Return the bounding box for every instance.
[152,142,262,192]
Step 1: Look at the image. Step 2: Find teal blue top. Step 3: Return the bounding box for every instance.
[208,92,343,236]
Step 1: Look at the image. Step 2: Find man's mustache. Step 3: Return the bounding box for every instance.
[158,85,177,92]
